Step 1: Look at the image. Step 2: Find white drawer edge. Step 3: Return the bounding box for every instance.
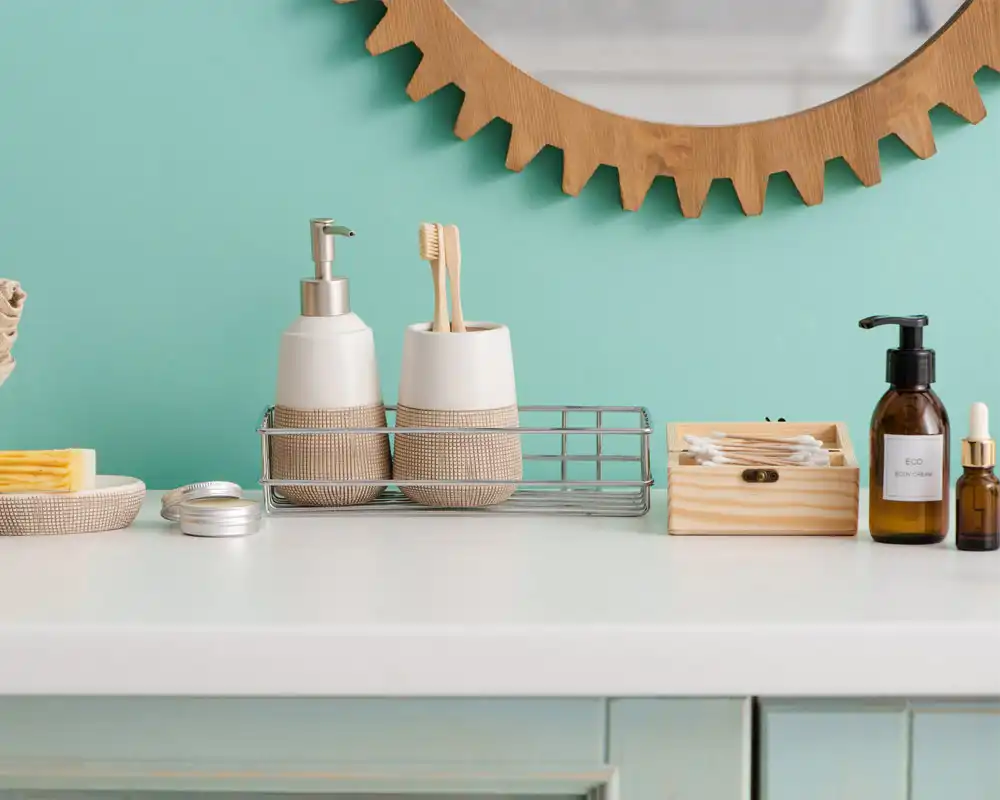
[0,759,617,796]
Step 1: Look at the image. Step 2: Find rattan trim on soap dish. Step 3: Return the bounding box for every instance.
[0,477,146,536]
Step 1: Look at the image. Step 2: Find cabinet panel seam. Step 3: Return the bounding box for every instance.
[905,700,914,800]
[602,699,611,765]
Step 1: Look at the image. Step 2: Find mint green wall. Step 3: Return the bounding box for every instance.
[1,0,998,489]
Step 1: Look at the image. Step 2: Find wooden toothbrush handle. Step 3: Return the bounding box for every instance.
[450,270,465,333]
[431,259,449,333]
[444,225,466,333]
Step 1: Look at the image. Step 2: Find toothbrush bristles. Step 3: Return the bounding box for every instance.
[419,222,441,261]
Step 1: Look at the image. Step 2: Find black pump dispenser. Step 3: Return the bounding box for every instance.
[859,315,935,389]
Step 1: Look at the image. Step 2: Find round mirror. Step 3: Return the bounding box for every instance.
[446,0,966,125]
[343,0,992,216]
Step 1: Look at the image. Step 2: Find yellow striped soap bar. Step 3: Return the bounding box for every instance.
[0,449,96,493]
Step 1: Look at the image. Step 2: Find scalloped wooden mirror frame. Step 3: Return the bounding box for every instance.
[336,0,997,217]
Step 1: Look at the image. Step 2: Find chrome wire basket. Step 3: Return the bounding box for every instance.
[259,404,652,517]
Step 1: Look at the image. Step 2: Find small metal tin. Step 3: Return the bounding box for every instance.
[161,481,243,521]
[178,497,263,538]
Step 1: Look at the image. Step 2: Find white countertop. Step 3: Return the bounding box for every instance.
[0,490,996,698]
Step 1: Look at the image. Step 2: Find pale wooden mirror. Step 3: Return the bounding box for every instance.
[336,0,995,217]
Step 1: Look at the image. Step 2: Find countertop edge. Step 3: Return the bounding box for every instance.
[1,625,998,697]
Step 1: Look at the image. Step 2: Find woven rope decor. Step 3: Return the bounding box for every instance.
[394,404,521,508]
[0,279,25,389]
[272,404,392,507]
[0,478,145,536]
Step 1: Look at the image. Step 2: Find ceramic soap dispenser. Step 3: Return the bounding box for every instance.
[271,218,391,506]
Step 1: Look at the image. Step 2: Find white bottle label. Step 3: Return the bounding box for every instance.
[882,434,944,502]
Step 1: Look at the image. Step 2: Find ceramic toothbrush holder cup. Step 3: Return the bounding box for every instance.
[394,322,522,508]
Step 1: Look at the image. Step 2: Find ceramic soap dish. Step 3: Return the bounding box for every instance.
[0,476,146,536]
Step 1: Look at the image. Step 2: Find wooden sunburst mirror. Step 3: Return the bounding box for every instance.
[336,0,997,217]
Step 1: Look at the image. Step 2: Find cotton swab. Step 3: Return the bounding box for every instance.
[692,452,831,467]
[684,432,831,468]
[685,437,823,455]
[710,432,824,446]
[691,455,830,467]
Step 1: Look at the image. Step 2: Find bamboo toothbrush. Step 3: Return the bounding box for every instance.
[443,224,466,333]
[419,222,449,333]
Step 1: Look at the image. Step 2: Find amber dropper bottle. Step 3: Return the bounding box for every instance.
[956,402,1000,552]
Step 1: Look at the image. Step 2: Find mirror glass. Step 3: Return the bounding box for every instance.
[447,0,967,125]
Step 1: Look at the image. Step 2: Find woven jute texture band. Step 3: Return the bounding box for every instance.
[0,480,145,536]
[394,404,522,508]
[272,404,392,507]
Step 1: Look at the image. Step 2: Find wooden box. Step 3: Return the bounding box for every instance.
[667,422,860,536]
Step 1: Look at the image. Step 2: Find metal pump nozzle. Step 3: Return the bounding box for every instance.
[302,218,355,316]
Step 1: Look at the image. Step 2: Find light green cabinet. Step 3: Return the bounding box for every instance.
[0,698,607,794]
[0,697,606,764]
[609,699,750,800]
[760,699,1000,800]
[0,697,755,797]
[911,701,1000,800]
[759,700,909,800]
[4,697,1000,797]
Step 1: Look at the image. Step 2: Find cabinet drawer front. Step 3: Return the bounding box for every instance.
[759,700,908,800]
[0,698,605,766]
[609,699,751,800]
[911,701,1000,800]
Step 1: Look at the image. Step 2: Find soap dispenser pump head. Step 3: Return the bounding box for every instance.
[858,315,934,389]
[302,218,356,317]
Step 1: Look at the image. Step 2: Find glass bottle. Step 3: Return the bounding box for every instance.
[868,388,949,544]
[860,316,949,545]
[956,402,999,552]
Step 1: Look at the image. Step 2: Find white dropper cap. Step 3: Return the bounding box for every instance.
[969,402,990,442]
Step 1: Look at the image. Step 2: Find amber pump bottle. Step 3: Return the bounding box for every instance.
[956,402,1000,552]
[859,315,949,545]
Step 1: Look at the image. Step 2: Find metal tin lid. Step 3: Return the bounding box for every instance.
[161,481,243,521]
[178,497,263,538]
